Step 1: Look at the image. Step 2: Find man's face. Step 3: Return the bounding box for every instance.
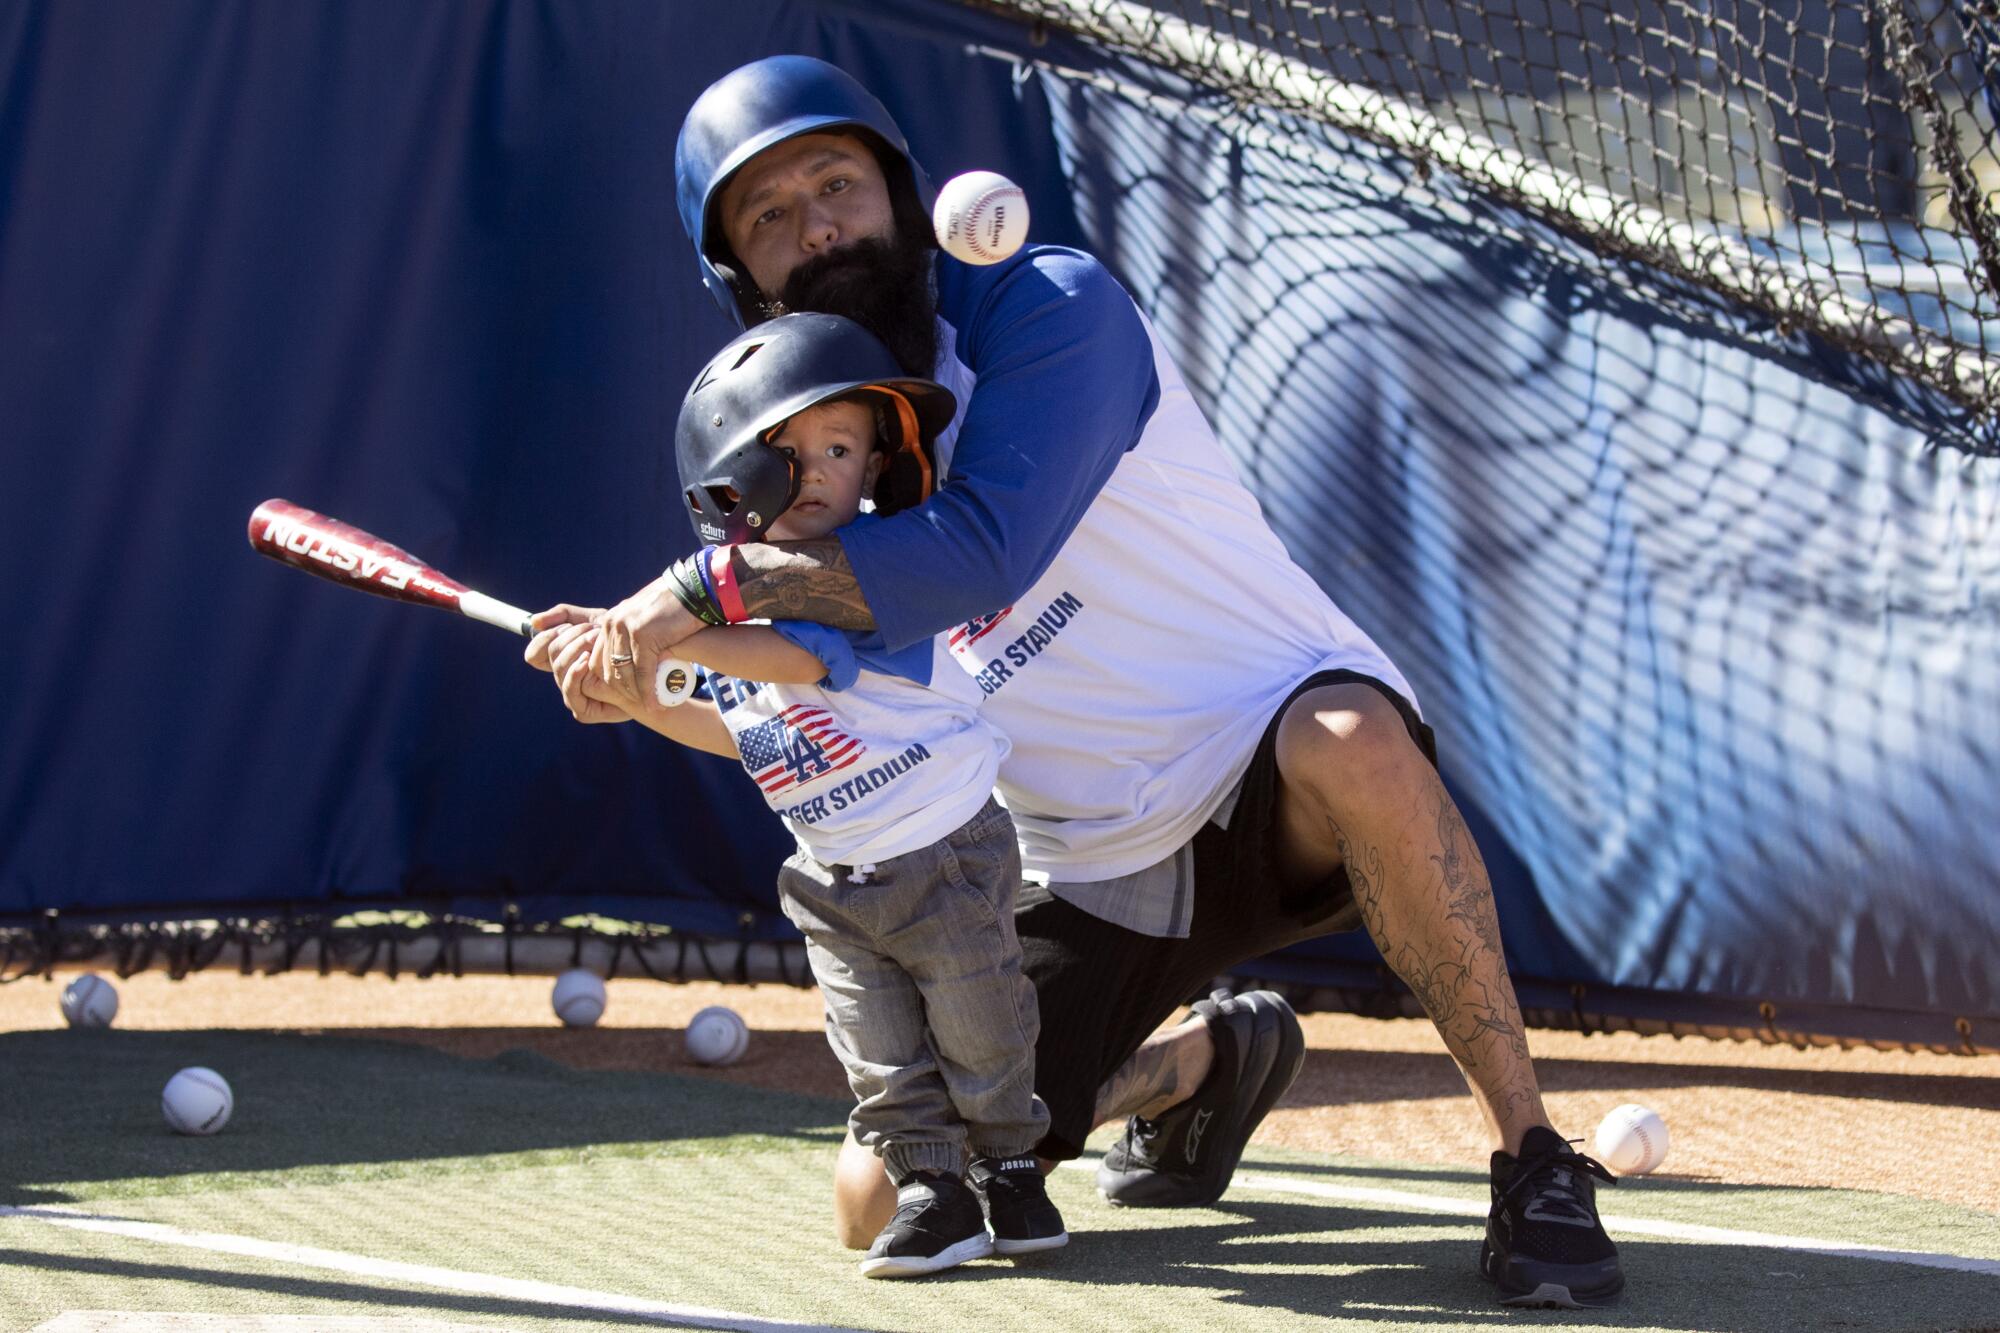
[717,133,897,299]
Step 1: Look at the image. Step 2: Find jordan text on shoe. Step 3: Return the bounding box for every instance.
[970,1155,1068,1256]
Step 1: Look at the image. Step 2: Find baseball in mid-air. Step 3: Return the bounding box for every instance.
[1593,1102,1669,1176]
[685,1004,749,1066]
[933,171,1028,266]
[551,969,607,1027]
[60,973,119,1028]
[162,1066,234,1136]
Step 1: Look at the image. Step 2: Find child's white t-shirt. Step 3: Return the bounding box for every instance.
[707,627,1005,867]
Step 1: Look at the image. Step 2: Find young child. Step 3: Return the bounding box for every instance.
[547,312,1063,1278]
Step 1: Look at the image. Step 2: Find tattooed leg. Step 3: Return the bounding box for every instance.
[1093,1014,1215,1125]
[1272,684,1550,1153]
[831,1004,1217,1243]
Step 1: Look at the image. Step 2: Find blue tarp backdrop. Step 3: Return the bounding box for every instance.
[2,0,1994,1043]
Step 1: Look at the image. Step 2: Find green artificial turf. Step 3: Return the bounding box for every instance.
[4,1029,1997,1333]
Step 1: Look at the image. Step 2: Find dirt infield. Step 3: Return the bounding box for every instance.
[9,969,1996,1215]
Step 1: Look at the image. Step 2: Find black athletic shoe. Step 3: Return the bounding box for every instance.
[1480,1125,1624,1308]
[1096,989,1305,1208]
[859,1171,995,1279]
[969,1155,1068,1256]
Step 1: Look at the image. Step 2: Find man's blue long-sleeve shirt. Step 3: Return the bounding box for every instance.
[837,246,1161,652]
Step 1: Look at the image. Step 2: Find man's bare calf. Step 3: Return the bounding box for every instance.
[1269,683,1550,1153]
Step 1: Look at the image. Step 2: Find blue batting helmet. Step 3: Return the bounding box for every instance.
[675,55,936,328]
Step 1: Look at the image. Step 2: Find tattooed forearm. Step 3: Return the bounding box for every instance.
[729,539,877,631]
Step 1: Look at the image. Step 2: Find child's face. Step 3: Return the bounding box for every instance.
[764,399,885,541]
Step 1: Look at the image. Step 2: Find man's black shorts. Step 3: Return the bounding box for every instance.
[1018,668,1438,1161]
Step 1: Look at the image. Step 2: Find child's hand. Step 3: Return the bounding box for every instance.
[552,625,635,726]
[524,605,606,673]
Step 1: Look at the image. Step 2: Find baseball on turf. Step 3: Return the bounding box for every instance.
[60,973,119,1028]
[932,171,1028,266]
[162,1067,233,1136]
[551,968,607,1027]
[1593,1102,1669,1176]
[685,1004,749,1066]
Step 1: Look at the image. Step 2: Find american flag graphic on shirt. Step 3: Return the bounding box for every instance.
[947,607,1013,654]
[736,704,866,796]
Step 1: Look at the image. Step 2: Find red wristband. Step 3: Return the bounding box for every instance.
[706,545,749,623]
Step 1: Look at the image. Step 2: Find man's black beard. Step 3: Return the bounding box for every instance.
[761,230,939,377]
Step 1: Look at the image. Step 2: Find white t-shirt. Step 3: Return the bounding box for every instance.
[927,312,1418,883]
[708,634,1005,867]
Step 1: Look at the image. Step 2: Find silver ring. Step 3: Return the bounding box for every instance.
[608,652,635,666]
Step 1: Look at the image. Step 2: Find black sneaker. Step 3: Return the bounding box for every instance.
[858,1171,994,1279]
[969,1155,1068,1256]
[1480,1125,1624,1308]
[1096,989,1305,1207]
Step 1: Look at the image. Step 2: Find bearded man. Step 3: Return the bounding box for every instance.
[530,54,1625,1309]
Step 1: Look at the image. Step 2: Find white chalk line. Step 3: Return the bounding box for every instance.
[0,1206,862,1333]
[1058,1160,2000,1277]
[10,1164,1996,1323]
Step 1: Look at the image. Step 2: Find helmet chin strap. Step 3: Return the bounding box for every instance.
[865,386,932,502]
[710,255,764,329]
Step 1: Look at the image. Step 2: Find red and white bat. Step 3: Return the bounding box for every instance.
[248,498,533,634]
[246,498,696,705]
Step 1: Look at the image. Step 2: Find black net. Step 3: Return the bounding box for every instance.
[970,0,2000,423]
[4,912,1986,1053]
[0,911,816,989]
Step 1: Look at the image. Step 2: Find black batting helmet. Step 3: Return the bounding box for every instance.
[676,312,957,545]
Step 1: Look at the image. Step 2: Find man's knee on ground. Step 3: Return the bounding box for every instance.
[1276,684,1429,816]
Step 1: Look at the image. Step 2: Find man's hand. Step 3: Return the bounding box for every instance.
[549,624,638,725]
[594,573,705,706]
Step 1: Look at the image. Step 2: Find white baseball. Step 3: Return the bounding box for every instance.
[60,973,119,1028]
[162,1067,233,1136]
[654,656,696,708]
[933,171,1029,266]
[550,969,607,1027]
[685,1005,748,1066]
[1593,1102,1669,1176]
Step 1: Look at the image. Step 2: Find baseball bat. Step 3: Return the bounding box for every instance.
[246,498,697,705]
[248,498,532,634]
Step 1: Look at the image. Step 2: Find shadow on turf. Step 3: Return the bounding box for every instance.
[1285,1047,2000,1113]
[0,1247,688,1327]
[339,1025,853,1101]
[1225,1151,1831,1198]
[1038,1199,2000,1329]
[0,1029,847,1201]
[10,1203,1999,1330]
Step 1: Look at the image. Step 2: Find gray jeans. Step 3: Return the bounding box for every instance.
[777,798,1050,1183]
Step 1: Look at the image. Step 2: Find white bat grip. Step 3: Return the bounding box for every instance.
[458,590,534,636]
[654,656,698,707]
